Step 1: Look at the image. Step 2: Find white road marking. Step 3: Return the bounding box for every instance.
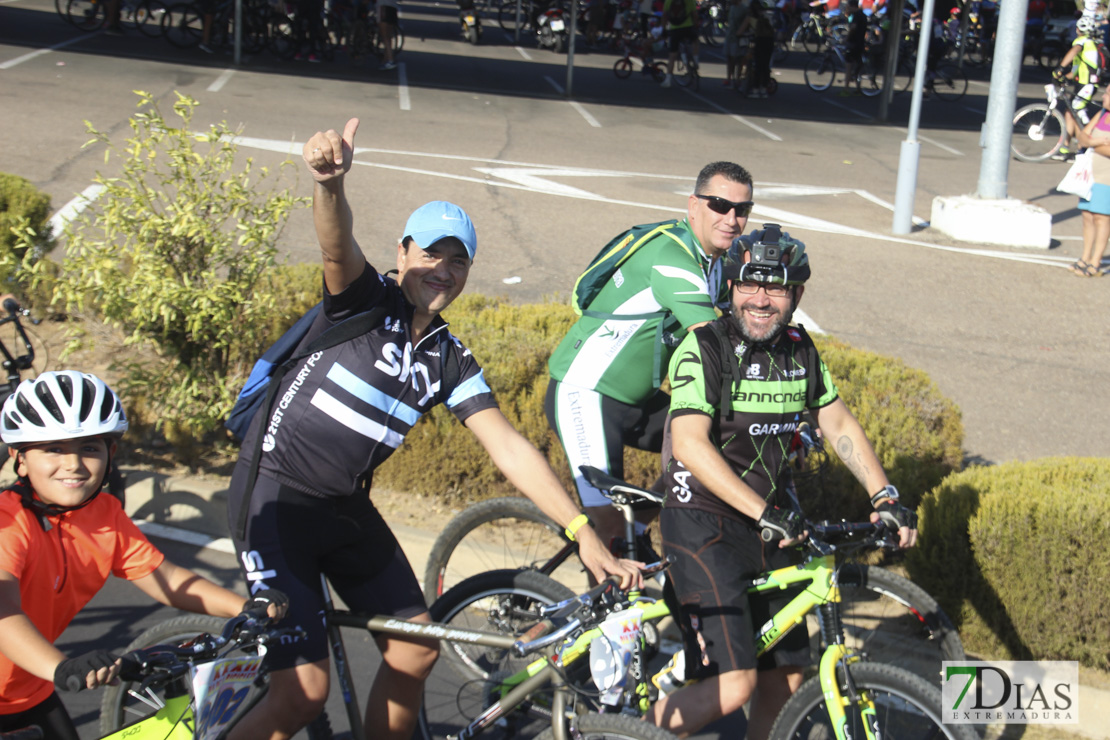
[229,137,1077,269]
[135,520,236,554]
[544,76,602,127]
[917,134,962,156]
[0,32,98,70]
[515,46,533,60]
[680,87,783,141]
[398,63,411,110]
[824,97,873,120]
[47,184,106,236]
[207,68,236,92]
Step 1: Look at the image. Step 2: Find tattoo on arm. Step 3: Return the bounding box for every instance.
[835,435,872,483]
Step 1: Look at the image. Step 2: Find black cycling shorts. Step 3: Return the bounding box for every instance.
[660,506,811,677]
[232,474,427,670]
[0,693,79,740]
[379,5,398,23]
[667,25,697,53]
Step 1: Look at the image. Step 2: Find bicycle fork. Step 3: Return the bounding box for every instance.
[815,601,880,740]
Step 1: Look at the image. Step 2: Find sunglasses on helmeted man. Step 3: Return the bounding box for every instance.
[695,194,754,218]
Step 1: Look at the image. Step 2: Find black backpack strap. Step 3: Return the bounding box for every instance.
[706,321,743,421]
[790,323,820,409]
[233,306,387,540]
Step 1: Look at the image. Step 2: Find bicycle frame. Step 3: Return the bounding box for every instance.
[479,552,881,740]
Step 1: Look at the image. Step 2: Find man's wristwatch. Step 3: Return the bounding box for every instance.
[870,485,899,506]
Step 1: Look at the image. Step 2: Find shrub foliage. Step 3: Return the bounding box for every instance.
[0,172,54,299]
[37,91,308,439]
[906,458,1110,668]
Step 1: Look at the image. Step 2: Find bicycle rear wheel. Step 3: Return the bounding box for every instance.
[929,63,968,101]
[804,53,835,91]
[419,570,574,739]
[614,57,632,78]
[768,662,979,740]
[536,713,682,740]
[161,2,204,47]
[130,0,168,35]
[374,20,404,57]
[674,58,697,89]
[1011,103,1066,162]
[423,497,586,602]
[855,56,884,97]
[65,0,104,31]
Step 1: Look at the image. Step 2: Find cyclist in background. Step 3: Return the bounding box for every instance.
[661,0,699,87]
[648,227,917,738]
[1054,15,1104,160]
[0,372,284,740]
[227,118,641,740]
[546,162,751,561]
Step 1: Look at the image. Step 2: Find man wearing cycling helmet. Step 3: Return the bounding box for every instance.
[648,226,918,738]
[1054,14,1104,159]
[0,372,284,740]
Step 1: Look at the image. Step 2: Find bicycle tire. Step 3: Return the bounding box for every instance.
[1011,103,1067,162]
[855,65,883,96]
[130,0,168,35]
[674,59,697,89]
[268,11,298,59]
[613,57,632,78]
[65,0,103,31]
[649,61,667,82]
[830,565,965,685]
[768,662,979,740]
[801,23,821,55]
[374,21,403,57]
[160,2,203,47]
[423,497,585,602]
[929,63,967,101]
[536,712,681,740]
[419,570,574,739]
[98,614,226,734]
[499,0,531,34]
[804,53,835,91]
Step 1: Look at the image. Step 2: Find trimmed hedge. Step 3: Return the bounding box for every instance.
[375,296,965,516]
[796,334,965,522]
[905,458,1110,669]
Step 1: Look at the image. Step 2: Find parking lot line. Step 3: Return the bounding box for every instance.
[0,31,96,70]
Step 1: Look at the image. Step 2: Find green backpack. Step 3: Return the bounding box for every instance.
[570,219,701,388]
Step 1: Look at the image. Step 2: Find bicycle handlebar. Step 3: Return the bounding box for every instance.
[759,518,901,554]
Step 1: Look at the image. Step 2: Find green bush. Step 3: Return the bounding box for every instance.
[906,458,1110,668]
[376,300,966,516]
[794,335,965,522]
[38,91,308,439]
[0,173,54,300]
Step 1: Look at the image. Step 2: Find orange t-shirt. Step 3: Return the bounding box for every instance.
[0,490,164,713]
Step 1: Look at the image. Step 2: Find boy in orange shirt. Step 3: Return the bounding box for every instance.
[0,371,286,739]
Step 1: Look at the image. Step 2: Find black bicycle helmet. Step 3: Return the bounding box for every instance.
[722,223,811,286]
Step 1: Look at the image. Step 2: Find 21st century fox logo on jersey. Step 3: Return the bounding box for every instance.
[942,661,1078,724]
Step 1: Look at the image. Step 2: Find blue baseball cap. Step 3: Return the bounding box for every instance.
[403,201,477,260]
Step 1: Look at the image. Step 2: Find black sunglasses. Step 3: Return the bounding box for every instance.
[695,194,754,218]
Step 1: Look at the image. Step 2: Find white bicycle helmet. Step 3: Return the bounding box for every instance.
[1,371,128,447]
[1077,15,1098,36]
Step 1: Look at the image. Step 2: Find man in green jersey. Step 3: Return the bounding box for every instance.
[649,225,918,738]
[546,162,752,553]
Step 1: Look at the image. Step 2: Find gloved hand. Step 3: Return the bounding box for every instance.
[54,649,117,692]
[242,588,290,620]
[757,505,806,543]
[874,499,918,532]
[1052,66,1067,81]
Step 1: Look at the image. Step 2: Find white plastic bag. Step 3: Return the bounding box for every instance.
[1057,150,1095,199]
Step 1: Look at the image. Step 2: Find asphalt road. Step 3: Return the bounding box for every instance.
[2,1,1107,466]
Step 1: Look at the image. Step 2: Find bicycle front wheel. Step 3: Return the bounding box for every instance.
[804,54,835,91]
[1011,103,1066,162]
[930,63,968,101]
[98,615,226,734]
[856,58,885,97]
[423,497,586,602]
[828,565,965,685]
[614,57,632,78]
[768,662,979,740]
[374,20,403,57]
[674,59,698,89]
[537,712,682,740]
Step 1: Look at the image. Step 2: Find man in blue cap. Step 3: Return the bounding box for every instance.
[226,118,643,740]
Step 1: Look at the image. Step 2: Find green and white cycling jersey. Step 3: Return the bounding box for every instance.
[663,319,838,521]
[548,219,727,406]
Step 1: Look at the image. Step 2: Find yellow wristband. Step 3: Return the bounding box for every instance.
[565,514,591,542]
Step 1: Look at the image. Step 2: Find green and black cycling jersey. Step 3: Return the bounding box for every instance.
[663,318,837,521]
